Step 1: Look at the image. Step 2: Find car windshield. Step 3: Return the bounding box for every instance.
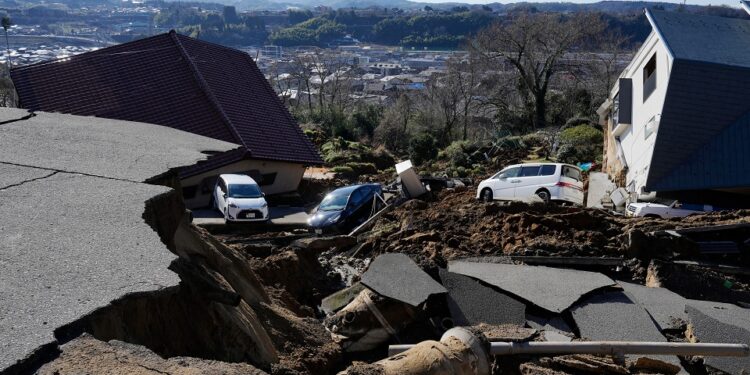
[319,190,351,211]
[228,184,263,199]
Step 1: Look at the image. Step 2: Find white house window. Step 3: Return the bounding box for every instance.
[644,114,660,139]
[612,93,620,125]
[643,54,657,101]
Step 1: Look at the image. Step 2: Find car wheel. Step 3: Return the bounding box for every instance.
[481,188,493,202]
[536,189,551,204]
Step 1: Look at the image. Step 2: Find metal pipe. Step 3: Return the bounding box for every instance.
[389,341,750,358]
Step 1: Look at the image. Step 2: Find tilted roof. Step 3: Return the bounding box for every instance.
[10,31,323,170]
[647,9,750,69]
[643,11,750,192]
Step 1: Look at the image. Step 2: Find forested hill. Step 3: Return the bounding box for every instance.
[154,1,749,48]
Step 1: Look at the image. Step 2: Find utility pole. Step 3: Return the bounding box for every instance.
[2,16,11,74]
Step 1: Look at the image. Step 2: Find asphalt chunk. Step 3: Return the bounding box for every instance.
[619,281,688,331]
[448,261,615,313]
[439,269,526,326]
[570,291,681,373]
[686,300,750,375]
[0,111,238,182]
[360,253,446,307]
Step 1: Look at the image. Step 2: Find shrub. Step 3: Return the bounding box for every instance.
[444,141,472,168]
[556,124,603,164]
[345,162,378,175]
[559,124,603,145]
[331,166,354,174]
[408,133,438,166]
[371,146,396,170]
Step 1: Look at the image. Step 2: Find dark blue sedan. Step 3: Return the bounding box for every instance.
[308,184,383,234]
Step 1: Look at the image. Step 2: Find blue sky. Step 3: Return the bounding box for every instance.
[415,0,743,7]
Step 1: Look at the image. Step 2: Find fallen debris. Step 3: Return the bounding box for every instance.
[619,281,687,331]
[570,291,682,373]
[686,300,750,374]
[360,253,446,307]
[36,333,268,375]
[326,288,418,352]
[292,235,357,251]
[439,269,526,326]
[448,261,615,313]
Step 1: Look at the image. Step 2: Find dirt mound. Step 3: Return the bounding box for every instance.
[37,333,268,375]
[356,189,750,270]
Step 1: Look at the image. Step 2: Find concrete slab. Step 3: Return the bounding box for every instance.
[0,172,180,372]
[0,111,238,182]
[570,291,681,371]
[0,109,240,373]
[360,254,446,307]
[439,269,526,326]
[686,300,750,374]
[619,281,688,330]
[586,172,617,208]
[526,315,573,336]
[448,261,615,313]
[0,164,54,189]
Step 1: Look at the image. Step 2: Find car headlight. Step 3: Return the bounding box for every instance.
[261,202,268,208]
[228,202,238,208]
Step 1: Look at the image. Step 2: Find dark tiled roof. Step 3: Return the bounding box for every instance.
[11,31,323,169]
[647,10,750,69]
[647,60,750,191]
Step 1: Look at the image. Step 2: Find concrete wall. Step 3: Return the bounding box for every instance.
[181,159,306,208]
[601,32,673,195]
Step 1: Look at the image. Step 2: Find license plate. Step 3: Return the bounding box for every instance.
[246,212,258,218]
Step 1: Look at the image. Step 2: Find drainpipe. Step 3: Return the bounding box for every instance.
[389,340,749,358]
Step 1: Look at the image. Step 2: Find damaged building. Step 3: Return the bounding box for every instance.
[598,7,750,206]
[9,31,323,209]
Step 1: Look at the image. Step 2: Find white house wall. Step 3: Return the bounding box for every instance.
[614,31,673,194]
[181,159,306,208]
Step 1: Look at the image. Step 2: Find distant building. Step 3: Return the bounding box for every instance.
[261,45,283,59]
[598,8,750,206]
[11,31,322,208]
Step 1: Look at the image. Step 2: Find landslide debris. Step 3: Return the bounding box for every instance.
[36,333,268,375]
[356,189,750,271]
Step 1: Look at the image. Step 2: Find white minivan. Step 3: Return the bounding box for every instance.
[476,163,584,205]
[213,174,269,222]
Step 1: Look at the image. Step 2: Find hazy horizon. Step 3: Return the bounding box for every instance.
[412,0,743,8]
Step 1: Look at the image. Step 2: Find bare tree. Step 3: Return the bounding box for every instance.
[589,30,632,103]
[473,12,606,129]
[289,53,315,114]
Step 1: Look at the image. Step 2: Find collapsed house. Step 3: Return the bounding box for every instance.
[598,8,750,207]
[9,31,323,209]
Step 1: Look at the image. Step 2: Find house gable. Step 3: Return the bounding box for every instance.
[650,109,750,192]
[647,60,750,191]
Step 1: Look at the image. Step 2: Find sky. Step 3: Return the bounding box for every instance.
[415,0,744,7]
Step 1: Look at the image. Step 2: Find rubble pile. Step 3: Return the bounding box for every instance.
[355,189,750,271]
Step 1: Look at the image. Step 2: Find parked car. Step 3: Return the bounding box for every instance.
[476,163,584,205]
[626,201,714,218]
[212,174,269,223]
[308,184,383,234]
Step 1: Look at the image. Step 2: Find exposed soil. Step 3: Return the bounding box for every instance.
[353,189,750,272]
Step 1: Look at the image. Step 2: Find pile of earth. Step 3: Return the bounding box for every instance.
[353,188,750,272]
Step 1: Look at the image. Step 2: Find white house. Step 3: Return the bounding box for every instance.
[598,7,750,206]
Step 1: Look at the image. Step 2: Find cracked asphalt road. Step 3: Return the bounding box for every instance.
[0,109,238,373]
